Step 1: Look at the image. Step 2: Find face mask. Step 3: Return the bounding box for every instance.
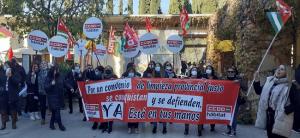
[128,72,135,78]
[191,70,197,76]
[206,69,212,75]
[95,71,100,76]
[155,66,160,72]
[166,66,172,70]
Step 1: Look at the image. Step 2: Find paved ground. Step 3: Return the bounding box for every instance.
[0,106,299,138]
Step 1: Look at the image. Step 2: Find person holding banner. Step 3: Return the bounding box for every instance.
[122,67,141,134]
[184,66,203,136]
[253,65,293,138]
[122,62,141,78]
[203,65,218,132]
[91,66,104,130]
[101,66,118,134]
[164,61,177,79]
[151,62,168,134]
[223,67,248,136]
[26,64,41,121]
[45,66,66,131]
[142,61,156,78]
[65,64,84,114]
[82,65,95,122]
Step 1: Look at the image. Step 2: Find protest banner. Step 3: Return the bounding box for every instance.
[78,78,239,125]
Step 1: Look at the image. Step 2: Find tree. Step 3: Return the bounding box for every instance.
[119,0,123,15]
[139,0,151,14]
[128,0,133,14]
[192,0,218,14]
[106,0,113,14]
[169,0,185,14]
[0,0,25,16]
[5,0,105,37]
[150,0,160,14]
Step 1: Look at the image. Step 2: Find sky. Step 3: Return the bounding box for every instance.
[110,0,170,14]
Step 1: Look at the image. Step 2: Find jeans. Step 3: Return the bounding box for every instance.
[228,102,240,132]
[153,122,167,128]
[39,95,47,120]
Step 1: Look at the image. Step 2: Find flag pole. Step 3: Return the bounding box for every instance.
[246,32,279,96]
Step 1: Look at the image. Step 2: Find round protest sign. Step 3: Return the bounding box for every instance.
[47,36,68,57]
[27,30,48,51]
[123,39,139,58]
[139,32,160,54]
[83,17,103,39]
[166,35,184,53]
[93,44,107,60]
[74,39,88,57]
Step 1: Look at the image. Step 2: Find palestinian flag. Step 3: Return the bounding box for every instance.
[0,27,13,38]
[266,0,291,33]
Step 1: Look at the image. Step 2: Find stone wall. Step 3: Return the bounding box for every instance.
[207,0,298,124]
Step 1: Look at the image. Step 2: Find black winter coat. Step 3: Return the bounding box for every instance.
[45,76,64,110]
[64,71,83,92]
[7,74,21,104]
[26,72,39,95]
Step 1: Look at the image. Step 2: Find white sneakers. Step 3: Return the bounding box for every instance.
[29,112,40,121]
[34,112,40,120]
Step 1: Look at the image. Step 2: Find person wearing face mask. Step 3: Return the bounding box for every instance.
[101,66,117,134]
[65,64,84,114]
[184,67,203,136]
[38,61,48,125]
[151,62,168,134]
[164,62,177,79]
[122,67,140,134]
[45,66,66,131]
[203,65,218,132]
[253,65,293,138]
[0,61,21,130]
[122,62,141,78]
[142,61,155,77]
[26,64,40,121]
[83,64,95,81]
[91,65,104,130]
[222,67,248,137]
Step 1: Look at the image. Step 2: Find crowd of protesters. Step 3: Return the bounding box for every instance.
[0,58,299,138]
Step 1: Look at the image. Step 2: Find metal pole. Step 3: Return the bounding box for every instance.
[247,32,279,96]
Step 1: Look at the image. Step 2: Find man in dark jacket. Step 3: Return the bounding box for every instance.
[65,64,83,114]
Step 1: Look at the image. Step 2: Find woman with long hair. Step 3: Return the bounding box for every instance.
[45,66,66,131]
[26,63,40,121]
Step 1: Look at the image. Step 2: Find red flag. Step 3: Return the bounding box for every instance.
[124,22,138,49]
[180,6,189,36]
[107,26,116,54]
[7,47,13,61]
[57,18,76,47]
[145,17,152,32]
[66,50,72,60]
[276,0,292,24]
